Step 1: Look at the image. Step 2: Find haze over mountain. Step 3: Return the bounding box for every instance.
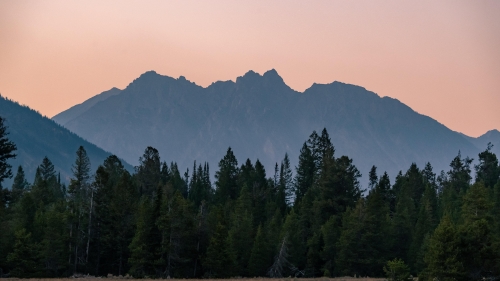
[53,70,499,184]
[0,95,132,187]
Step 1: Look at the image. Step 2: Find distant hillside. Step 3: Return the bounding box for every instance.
[0,95,132,187]
[52,70,499,184]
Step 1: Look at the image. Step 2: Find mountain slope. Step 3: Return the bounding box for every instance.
[52,87,121,125]
[0,95,132,187]
[52,70,498,183]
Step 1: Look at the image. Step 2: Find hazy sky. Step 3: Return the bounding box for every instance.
[1,1,499,137]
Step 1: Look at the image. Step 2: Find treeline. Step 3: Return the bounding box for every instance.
[1,121,500,280]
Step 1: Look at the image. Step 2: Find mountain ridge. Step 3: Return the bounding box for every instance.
[0,95,133,187]
[52,70,498,184]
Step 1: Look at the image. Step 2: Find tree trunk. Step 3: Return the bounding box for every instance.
[86,188,94,263]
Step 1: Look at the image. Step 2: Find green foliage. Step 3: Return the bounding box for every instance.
[383,258,410,281]
[204,222,231,278]
[136,146,161,197]
[0,116,17,187]
[475,143,500,188]
[1,128,500,279]
[7,228,41,277]
[10,166,28,204]
[248,224,271,277]
[214,147,239,205]
[423,215,465,280]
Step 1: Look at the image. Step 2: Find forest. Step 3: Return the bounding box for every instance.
[1,116,500,280]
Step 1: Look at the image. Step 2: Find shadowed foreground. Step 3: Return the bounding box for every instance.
[4,276,387,281]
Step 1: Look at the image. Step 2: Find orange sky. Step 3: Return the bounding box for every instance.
[0,1,499,137]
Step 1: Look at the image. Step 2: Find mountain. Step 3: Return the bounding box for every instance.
[0,95,132,187]
[52,70,499,184]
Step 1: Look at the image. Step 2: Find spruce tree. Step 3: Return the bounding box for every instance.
[0,116,16,188]
[475,143,500,188]
[423,215,464,280]
[204,222,231,278]
[128,197,155,277]
[214,147,239,205]
[279,153,294,208]
[294,142,315,204]
[6,228,41,277]
[136,146,161,197]
[10,166,29,204]
[458,182,499,279]
[368,165,378,190]
[226,186,253,276]
[248,224,271,277]
[68,146,92,273]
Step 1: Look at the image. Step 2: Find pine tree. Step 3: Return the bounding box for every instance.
[335,199,366,277]
[423,215,465,280]
[68,146,92,273]
[204,222,231,278]
[128,197,155,277]
[214,147,239,205]
[156,190,196,278]
[391,172,416,265]
[0,116,17,188]
[281,209,305,275]
[97,171,136,276]
[448,151,473,193]
[294,142,315,204]
[279,153,294,208]
[248,224,271,277]
[10,166,29,204]
[38,201,69,276]
[320,215,337,276]
[226,186,254,276]
[368,165,378,190]
[410,183,438,273]
[457,183,499,279]
[136,146,161,197]
[6,228,41,277]
[475,143,500,188]
[315,152,362,227]
[31,157,60,206]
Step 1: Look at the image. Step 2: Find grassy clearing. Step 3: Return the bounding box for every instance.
[2,276,386,281]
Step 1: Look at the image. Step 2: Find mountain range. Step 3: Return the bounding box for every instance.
[0,95,132,187]
[51,70,500,185]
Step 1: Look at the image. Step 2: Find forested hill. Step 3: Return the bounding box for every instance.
[53,69,498,182]
[0,95,132,186]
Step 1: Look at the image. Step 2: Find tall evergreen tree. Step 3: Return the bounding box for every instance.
[475,143,500,188]
[278,153,294,209]
[368,165,378,190]
[248,224,271,277]
[214,147,239,205]
[294,143,315,204]
[423,215,464,280]
[10,166,29,204]
[226,186,254,276]
[204,221,231,278]
[136,146,161,197]
[68,146,92,273]
[0,116,17,188]
[457,182,499,279]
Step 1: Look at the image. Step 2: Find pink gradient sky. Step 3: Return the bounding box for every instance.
[0,1,499,137]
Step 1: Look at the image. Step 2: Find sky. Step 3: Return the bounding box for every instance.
[0,1,499,137]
